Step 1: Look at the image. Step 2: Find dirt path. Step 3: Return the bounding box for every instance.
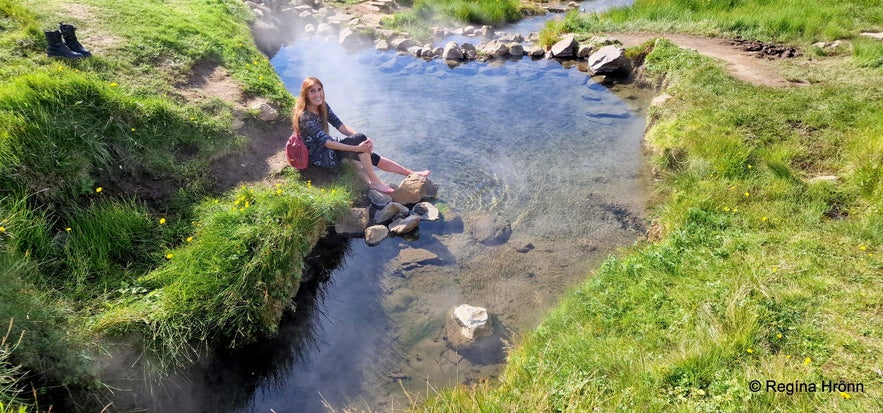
[610,32,802,88]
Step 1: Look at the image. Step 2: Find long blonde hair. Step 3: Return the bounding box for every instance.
[292,76,329,135]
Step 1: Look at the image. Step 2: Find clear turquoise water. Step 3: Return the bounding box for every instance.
[150,4,649,412]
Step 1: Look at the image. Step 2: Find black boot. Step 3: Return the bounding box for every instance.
[59,23,91,57]
[45,30,83,58]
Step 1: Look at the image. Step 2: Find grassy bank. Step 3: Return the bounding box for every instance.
[1,0,350,409]
[420,0,883,412]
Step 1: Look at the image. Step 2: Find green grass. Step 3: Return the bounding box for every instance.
[0,0,350,408]
[419,0,883,412]
[385,0,522,41]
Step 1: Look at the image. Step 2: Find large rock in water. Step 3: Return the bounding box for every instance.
[588,45,633,75]
[334,207,369,235]
[549,35,578,58]
[442,41,464,60]
[391,173,435,205]
[451,304,492,340]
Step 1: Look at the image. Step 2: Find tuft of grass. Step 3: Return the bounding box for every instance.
[91,178,352,370]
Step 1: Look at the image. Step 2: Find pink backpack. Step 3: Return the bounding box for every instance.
[286,130,309,170]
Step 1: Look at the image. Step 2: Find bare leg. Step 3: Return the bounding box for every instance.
[377,157,430,177]
[359,152,393,193]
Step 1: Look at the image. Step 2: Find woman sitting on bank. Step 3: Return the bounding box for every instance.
[293,76,430,194]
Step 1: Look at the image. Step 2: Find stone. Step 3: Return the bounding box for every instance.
[550,35,578,58]
[507,42,524,57]
[374,202,409,225]
[390,37,416,51]
[480,25,495,39]
[396,247,439,270]
[364,225,389,246]
[481,40,508,57]
[339,27,369,50]
[442,41,464,60]
[316,23,334,37]
[577,44,594,58]
[388,215,420,234]
[588,45,633,75]
[367,189,392,207]
[391,173,432,205]
[527,45,546,58]
[334,207,369,235]
[254,102,279,121]
[411,201,439,221]
[451,304,492,340]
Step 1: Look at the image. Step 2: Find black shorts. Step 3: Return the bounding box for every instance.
[337,133,381,166]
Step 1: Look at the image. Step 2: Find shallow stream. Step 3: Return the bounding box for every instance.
[151,2,649,411]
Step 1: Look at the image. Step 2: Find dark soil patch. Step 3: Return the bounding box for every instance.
[727,37,803,59]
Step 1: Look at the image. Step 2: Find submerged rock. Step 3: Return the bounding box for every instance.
[451,304,492,340]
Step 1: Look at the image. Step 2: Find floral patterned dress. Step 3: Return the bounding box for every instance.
[298,104,345,168]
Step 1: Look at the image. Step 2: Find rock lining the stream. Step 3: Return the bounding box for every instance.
[332,173,442,246]
[245,0,635,78]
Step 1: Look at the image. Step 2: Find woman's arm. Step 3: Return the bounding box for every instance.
[337,123,357,136]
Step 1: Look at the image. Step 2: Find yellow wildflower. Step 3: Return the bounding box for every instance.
[276,189,283,195]
[747,164,753,169]
[746,348,753,353]
[744,192,750,197]
[804,357,812,365]
[761,216,768,222]
[131,128,136,132]
[840,392,851,399]
[0,226,5,233]
[110,82,118,87]
[859,245,867,251]
[96,187,103,193]
[159,218,166,225]
[165,253,173,259]
[186,237,193,243]
[777,333,783,339]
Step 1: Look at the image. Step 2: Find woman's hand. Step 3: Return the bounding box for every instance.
[356,137,374,153]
